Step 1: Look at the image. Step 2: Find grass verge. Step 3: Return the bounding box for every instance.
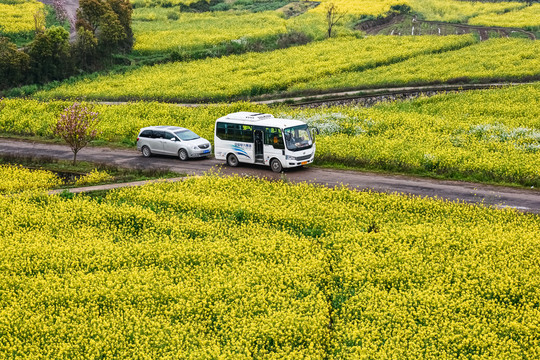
[0,153,182,187]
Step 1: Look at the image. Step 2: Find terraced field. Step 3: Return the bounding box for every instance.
[131,9,288,54]
[292,38,540,92]
[31,35,477,102]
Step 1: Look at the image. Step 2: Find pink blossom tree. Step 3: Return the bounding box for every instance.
[54,103,100,164]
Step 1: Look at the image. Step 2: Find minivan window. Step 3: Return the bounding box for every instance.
[175,129,200,141]
[140,130,152,138]
[153,130,165,139]
[164,132,176,140]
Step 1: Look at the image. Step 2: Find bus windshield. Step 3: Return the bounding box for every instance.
[283,125,312,151]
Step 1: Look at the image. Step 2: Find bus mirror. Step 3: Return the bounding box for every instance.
[310,127,319,143]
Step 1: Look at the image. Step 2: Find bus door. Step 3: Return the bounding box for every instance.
[263,127,285,164]
[254,129,264,163]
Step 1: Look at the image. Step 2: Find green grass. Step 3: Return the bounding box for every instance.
[0,2,70,47]
[314,157,535,190]
[0,154,182,186]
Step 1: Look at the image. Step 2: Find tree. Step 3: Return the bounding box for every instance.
[28,26,72,83]
[0,37,30,89]
[325,3,347,38]
[54,103,100,165]
[98,10,126,53]
[76,0,133,55]
[72,27,99,70]
[107,0,133,51]
[33,8,46,34]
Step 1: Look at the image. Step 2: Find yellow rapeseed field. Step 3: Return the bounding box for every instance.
[33,35,476,102]
[292,38,540,91]
[310,0,408,15]
[0,175,538,358]
[132,10,287,54]
[0,164,61,194]
[408,0,524,23]
[74,169,114,186]
[469,3,540,30]
[0,0,44,34]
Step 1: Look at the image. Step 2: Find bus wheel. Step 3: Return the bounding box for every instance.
[227,153,239,167]
[270,158,282,173]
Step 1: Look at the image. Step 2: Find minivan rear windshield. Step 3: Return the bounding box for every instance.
[175,130,200,141]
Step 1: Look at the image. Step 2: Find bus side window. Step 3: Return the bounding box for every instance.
[265,127,284,149]
[242,125,253,142]
[216,122,226,140]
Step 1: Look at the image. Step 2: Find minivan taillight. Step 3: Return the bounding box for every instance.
[137,137,139,141]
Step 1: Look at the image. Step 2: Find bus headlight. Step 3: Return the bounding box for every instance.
[285,155,297,160]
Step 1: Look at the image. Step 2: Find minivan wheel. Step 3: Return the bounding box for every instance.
[141,146,152,157]
[227,153,239,167]
[270,158,282,173]
[178,149,189,161]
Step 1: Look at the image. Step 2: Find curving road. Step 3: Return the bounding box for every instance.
[1,138,539,214]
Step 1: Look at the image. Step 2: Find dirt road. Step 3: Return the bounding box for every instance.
[38,0,78,40]
[2,139,539,213]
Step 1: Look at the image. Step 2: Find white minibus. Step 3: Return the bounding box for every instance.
[214,112,318,172]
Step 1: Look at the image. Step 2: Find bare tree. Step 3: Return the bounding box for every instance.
[33,8,46,34]
[54,103,101,164]
[326,3,347,38]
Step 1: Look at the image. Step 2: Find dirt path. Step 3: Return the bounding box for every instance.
[2,139,539,214]
[97,83,533,107]
[38,0,79,39]
[361,14,536,40]
[49,176,189,195]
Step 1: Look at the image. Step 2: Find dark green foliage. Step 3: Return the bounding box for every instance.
[389,3,411,14]
[28,26,73,83]
[76,0,133,56]
[178,0,220,12]
[209,0,290,12]
[169,31,311,61]
[71,27,99,71]
[58,189,75,199]
[1,31,36,47]
[166,10,179,20]
[0,36,30,88]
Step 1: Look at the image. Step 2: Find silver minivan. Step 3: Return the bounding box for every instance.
[137,126,212,160]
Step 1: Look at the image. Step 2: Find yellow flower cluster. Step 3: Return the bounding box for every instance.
[310,0,409,16]
[132,10,287,54]
[468,3,540,30]
[0,175,538,358]
[33,35,475,102]
[0,0,44,34]
[408,0,524,23]
[292,38,540,91]
[74,169,114,186]
[0,164,61,194]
